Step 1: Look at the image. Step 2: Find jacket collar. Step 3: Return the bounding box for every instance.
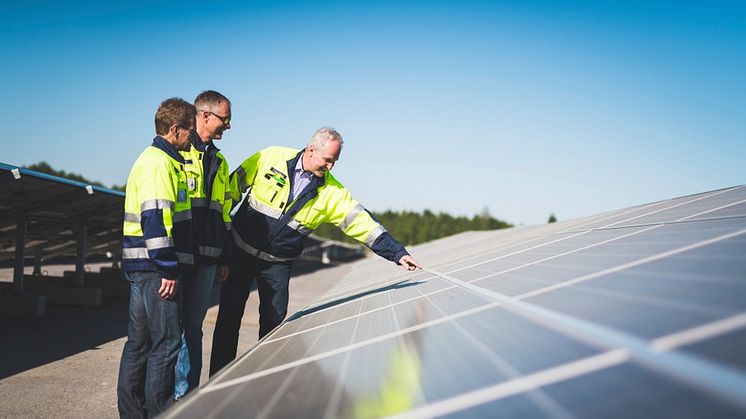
[287,149,304,178]
[288,148,326,182]
[191,135,220,153]
[151,136,186,164]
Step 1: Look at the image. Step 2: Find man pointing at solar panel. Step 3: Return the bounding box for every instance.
[209,127,422,375]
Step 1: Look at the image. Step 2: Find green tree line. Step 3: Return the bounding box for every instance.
[315,208,512,246]
[24,161,125,191]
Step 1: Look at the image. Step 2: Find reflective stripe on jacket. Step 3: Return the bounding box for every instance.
[229,146,408,263]
[181,138,233,265]
[122,136,194,278]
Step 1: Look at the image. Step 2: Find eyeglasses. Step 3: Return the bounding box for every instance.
[200,109,231,126]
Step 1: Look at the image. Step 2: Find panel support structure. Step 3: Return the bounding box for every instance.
[75,222,88,287]
[33,247,43,276]
[111,250,120,269]
[13,214,27,293]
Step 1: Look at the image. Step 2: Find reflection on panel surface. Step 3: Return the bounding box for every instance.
[165,187,746,418]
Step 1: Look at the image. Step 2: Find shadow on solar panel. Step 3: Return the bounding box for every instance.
[165,185,746,419]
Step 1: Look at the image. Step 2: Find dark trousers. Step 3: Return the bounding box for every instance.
[209,255,292,376]
[118,271,181,419]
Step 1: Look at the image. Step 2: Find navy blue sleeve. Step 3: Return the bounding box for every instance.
[141,207,179,279]
[370,232,409,264]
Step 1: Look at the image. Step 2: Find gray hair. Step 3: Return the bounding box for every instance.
[308,127,343,150]
[194,90,231,113]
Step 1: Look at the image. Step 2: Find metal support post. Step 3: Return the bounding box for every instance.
[13,214,27,293]
[111,250,120,269]
[74,222,87,287]
[33,247,43,276]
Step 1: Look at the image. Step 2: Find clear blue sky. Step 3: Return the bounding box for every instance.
[1,0,744,225]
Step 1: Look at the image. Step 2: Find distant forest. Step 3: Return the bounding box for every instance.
[25,161,516,244]
[316,208,512,246]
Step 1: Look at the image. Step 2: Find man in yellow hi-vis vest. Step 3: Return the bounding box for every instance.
[118,98,196,418]
[209,127,421,375]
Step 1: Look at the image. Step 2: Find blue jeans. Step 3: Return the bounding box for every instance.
[174,264,216,399]
[117,271,181,419]
[209,255,292,376]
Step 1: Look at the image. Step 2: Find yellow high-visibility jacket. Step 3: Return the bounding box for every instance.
[229,146,409,263]
[180,138,232,265]
[122,136,194,278]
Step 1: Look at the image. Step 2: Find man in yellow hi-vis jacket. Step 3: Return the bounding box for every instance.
[118,98,196,418]
[209,127,421,376]
[174,90,234,400]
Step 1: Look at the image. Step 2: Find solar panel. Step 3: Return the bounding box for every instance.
[165,185,746,418]
[0,162,124,266]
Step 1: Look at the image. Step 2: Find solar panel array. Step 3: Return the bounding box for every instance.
[0,163,124,266]
[167,185,746,418]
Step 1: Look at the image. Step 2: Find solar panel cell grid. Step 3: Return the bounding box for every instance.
[539,364,746,419]
[613,186,745,227]
[689,200,746,221]
[273,302,338,337]
[165,187,746,418]
[682,327,746,371]
[445,393,567,419]
[563,188,735,231]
